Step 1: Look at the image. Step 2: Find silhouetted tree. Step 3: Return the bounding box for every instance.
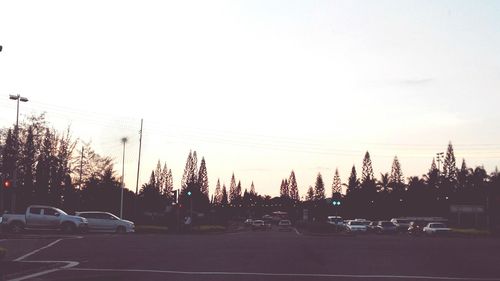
[250,181,256,195]
[346,165,359,194]
[229,173,237,204]
[332,168,341,196]
[314,173,325,200]
[306,186,314,201]
[361,151,374,184]
[280,179,289,198]
[214,179,222,205]
[198,157,209,198]
[389,156,405,192]
[221,184,228,206]
[288,171,299,200]
[443,142,458,184]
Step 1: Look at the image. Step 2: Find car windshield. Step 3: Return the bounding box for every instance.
[381,222,394,227]
[54,208,68,215]
[350,221,364,226]
[431,223,447,228]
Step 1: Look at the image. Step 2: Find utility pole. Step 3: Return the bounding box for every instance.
[135,119,143,219]
[9,94,28,213]
[120,137,128,219]
[79,146,84,190]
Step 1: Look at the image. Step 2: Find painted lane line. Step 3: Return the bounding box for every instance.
[293,227,302,236]
[13,239,63,261]
[8,261,79,281]
[65,268,500,281]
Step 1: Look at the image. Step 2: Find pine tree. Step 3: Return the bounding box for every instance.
[288,170,299,200]
[214,179,222,204]
[236,180,242,200]
[314,173,325,200]
[361,151,374,184]
[390,156,404,185]
[221,184,228,206]
[280,179,289,198]
[229,173,237,204]
[332,168,341,195]
[250,181,256,195]
[443,141,457,183]
[154,160,163,193]
[306,186,314,201]
[457,158,470,191]
[190,151,198,184]
[20,126,36,207]
[198,157,209,197]
[346,165,359,194]
[181,151,193,190]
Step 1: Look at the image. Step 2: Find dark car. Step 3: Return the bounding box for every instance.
[391,218,411,233]
[408,221,426,236]
[376,221,397,234]
[367,221,379,232]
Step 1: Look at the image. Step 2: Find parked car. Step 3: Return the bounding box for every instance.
[376,221,398,234]
[1,205,88,234]
[244,219,254,226]
[346,220,368,233]
[367,221,379,232]
[391,218,412,233]
[252,220,266,231]
[408,221,426,236]
[423,223,451,236]
[75,211,134,233]
[327,216,345,230]
[278,220,292,231]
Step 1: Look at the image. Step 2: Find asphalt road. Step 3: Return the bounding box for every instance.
[2,228,500,281]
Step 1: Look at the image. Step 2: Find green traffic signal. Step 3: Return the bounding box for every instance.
[187,191,192,196]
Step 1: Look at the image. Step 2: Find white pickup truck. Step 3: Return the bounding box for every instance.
[1,205,88,234]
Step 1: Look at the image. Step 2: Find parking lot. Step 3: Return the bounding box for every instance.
[1,225,500,281]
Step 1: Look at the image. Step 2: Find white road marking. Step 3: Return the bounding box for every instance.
[7,236,82,281]
[8,261,79,281]
[13,239,63,261]
[65,268,500,280]
[293,227,302,236]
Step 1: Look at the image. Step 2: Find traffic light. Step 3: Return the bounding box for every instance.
[331,192,342,206]
[3,179,11,189]
[171,190,178,203]
[187,191,192,196]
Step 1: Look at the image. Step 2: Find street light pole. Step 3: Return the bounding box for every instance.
[120,137,128,219]
[9,94,29,213]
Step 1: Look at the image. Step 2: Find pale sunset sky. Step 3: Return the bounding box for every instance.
[0,0,499,197]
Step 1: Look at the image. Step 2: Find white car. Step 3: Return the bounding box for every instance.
[76,211,134,233]
[346,220,368,232]
[423,223,451,235]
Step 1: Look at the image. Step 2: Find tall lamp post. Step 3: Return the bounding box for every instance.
[9,94,29,213]
[120,137,128,219]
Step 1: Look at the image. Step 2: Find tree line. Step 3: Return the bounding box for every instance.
[1,115,499,225]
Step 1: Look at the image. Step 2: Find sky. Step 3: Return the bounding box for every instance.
[0,0,499,198]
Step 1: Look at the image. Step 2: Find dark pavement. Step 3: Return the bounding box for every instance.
[2,229,500,281]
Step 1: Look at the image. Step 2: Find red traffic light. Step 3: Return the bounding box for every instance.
[3,179,11,188]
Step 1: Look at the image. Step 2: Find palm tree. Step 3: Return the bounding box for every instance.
[377,173,390,193]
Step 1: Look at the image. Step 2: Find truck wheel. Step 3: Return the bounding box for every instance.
[61,222,76,234]
[116,226,126,234]
[10,222,24,234]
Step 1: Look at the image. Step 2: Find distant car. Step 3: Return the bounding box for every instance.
[391,218,411,233]
[75,211,134,233]
[244,219,253,226]
[367,221,379,232]
[327,216,345,226]
[278,220,292,231]
[376,221,397,234]
[423,223,451,236]
[252,220,266,231]
[346,220,368,233]
[408,221,426,236]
